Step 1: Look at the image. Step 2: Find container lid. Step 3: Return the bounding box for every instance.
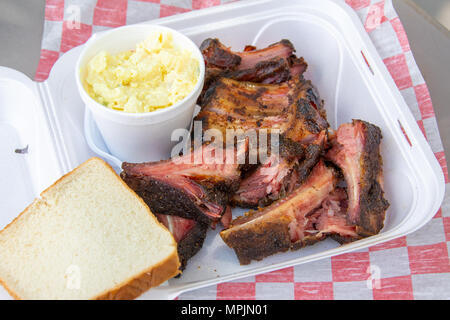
[0,67,63,230]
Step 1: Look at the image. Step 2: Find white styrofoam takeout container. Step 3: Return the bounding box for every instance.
[0,0,445,300]
[76,24,205,163]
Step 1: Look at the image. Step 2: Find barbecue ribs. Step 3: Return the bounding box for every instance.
[155,214,208,271]
[121,144,244,224]
[326,120,390,236]
[220,160,345,264]
[121,144,247,271]
[195,76,328,208]
[197,76,327,144]
[119,35,390,269]
[198,38,308,105]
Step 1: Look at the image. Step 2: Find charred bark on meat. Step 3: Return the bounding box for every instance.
[198,38,308,105]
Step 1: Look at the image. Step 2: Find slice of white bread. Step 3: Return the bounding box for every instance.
[0,157,180,300]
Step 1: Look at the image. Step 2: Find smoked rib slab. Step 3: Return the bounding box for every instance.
[220,161,337,265]
[326,120,389,236]
[231,134,325,208]
[196,76,328,209]
[200,38,297,71]
[121,144,244,225]
[198,38,307,104]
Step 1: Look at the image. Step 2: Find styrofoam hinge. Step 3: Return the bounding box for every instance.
[36,81,73,173]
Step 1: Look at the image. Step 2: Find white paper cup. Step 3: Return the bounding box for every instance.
[75,24,205,163]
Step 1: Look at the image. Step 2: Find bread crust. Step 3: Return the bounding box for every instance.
[0,157,180,300]
[0,277,22,300]
[95,250,180,300]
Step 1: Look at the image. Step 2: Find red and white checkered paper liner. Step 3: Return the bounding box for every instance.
[36,0,450,300]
